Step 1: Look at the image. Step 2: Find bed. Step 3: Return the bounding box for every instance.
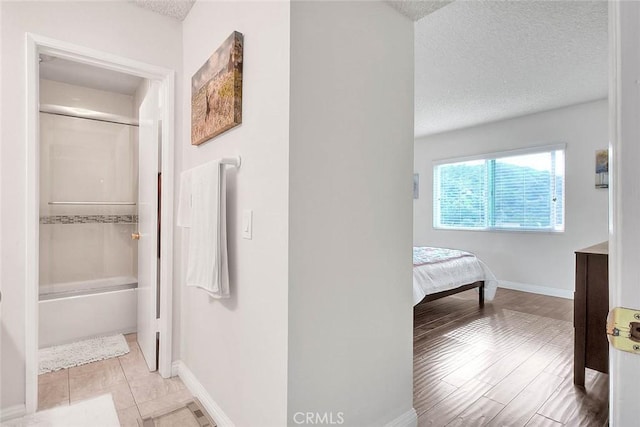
[413,246,498,307]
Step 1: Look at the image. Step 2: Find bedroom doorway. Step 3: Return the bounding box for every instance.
[410,1,609,425]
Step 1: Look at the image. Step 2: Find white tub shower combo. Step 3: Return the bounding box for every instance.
[38,76,145,348]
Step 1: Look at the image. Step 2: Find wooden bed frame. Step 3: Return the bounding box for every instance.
[421,280,485,307]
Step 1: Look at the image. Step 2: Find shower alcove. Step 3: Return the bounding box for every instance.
[38,75,144,348]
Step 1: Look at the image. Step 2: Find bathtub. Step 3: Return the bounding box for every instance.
[39,276,137,348]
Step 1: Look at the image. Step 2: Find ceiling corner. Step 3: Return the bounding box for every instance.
[385,0,454,21]
[132,0,196,21]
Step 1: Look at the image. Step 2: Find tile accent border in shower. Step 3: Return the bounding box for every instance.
[40,215,139,225]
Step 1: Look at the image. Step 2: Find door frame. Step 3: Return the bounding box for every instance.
[608,1,640,425]
[24,33,176,413]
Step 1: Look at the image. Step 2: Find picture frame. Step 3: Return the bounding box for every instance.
[595,149,608,189]
[191,31,244,145]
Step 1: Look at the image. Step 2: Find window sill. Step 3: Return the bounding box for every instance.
[433,226,565,234]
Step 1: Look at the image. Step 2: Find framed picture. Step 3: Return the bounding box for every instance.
[191,31,244,145]
[595,149,608,189]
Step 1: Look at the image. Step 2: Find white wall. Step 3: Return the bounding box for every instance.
[414,99,609,295]
[288,2,415,426]
[0,0,182,411]
[179,1,290,426]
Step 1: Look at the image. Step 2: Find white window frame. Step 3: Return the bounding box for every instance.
[433,143,567,233]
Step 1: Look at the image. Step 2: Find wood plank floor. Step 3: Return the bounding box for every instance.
[414,288,608,427]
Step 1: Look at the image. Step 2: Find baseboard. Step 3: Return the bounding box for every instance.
[499,280,573,300]
[171,360,180,377]
[172,360,235,427]
[384,407,417,427]
[0,404,26,422]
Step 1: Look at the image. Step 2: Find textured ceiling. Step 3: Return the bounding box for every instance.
[414,1,608,138]
[40,56,143,95]
[132,0,195,21]
[386,0,453,21]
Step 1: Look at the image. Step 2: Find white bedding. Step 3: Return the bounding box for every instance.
[413,246,498,306]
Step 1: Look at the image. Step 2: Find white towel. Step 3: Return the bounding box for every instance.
[181,160,229,298]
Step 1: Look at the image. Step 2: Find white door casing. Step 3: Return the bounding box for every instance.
[609,2,640,426]
[137,82,161,371]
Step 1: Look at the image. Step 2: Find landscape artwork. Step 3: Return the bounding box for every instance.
[191,31,244,145]
[595,149,608,189]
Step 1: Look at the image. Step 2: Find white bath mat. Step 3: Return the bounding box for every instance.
[1,394,120,427]
[39,334,130,374]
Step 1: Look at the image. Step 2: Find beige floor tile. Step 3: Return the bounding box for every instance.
[153,408,200,427]
[125,333,138,343]
[117,405,143,427]
[69,359,127,397]
[119,341,142,360]
[129,375,187,405]
[38,377,69,410]
[120,344,155,382]
[38,350,194,426]
[38,369,68,385]
[137,388,193,419]
[70,381,135,411]
[69,358,123,378]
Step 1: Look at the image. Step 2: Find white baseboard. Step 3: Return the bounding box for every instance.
[0,404,26,422]
[385,407,417,427]
[172,360,235,427]
[499,280,573,300]
[172,361,415,427]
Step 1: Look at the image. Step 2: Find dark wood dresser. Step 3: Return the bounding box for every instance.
[574,241,609,386]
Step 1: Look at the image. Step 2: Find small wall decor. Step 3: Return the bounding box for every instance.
[595,149,609,189]
[413,173,420,199]
[191,31,244,145]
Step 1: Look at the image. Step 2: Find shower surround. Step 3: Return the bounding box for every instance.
[38,79,140,347]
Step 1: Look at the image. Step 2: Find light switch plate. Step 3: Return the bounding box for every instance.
[242,209,253,239]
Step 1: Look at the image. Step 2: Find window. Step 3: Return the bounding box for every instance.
[434,145,565,232]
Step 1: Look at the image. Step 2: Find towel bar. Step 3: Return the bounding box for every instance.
[221,156,241,169]
[48,201,137,206]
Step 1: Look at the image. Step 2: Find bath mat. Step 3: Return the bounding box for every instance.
[39,334,130,374]
[141,399,215,427]
[1,394,120,426]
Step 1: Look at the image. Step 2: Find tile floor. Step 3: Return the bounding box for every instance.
[38,334,194,426]
[150,407,203,427]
